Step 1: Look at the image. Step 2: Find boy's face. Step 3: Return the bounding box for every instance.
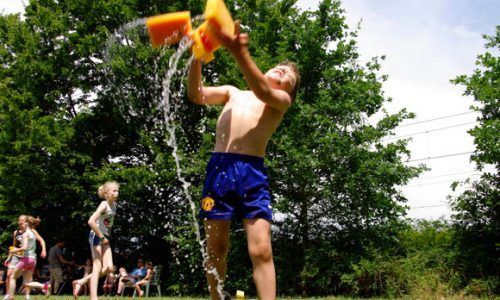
[265,65,297,96]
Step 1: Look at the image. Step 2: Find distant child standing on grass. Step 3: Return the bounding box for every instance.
[73,181,119,300]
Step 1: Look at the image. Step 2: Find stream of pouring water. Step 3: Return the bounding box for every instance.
[160,36,225,299]
[106,17,226,299]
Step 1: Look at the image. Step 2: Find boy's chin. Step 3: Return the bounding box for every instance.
[267,78,282,88]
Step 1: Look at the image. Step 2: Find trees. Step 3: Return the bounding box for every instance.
[450,27,499,294]
[1,0,421,296]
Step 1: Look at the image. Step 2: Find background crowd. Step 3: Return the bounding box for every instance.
[1,236,155,297]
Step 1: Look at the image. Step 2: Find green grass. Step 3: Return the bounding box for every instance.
[11,296,498,300]
[11,296,344,300]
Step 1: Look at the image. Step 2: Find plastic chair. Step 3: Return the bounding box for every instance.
[144,265,162,297]
[120,278,136,296]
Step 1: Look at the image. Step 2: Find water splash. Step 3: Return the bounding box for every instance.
[104,16,226,299]
[104,18,148,62]
[158,36,225,300]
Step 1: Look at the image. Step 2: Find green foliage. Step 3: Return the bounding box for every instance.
[0,0,425,297]
[164,225,205,296]
[452,26,500,169]
[451,26,500,294]
[339,220,460,298]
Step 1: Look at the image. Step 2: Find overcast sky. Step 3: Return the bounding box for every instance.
[1,1,498,219]
[295,0,498,219]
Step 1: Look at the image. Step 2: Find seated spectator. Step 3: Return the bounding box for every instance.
[134,261,153,297]
[38,264,50,282]
[102,269,118,296]
[0,268,6,295]
[116,258,146,295]
[71,258,93,298]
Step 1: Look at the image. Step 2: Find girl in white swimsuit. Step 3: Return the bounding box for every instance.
[72,181,119,300]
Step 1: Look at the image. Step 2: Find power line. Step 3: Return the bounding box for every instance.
[398,111,476,128]
[408,151,474,162]
[404,175,482,187]
[411,204,448,209]
[386,121,476,140]
[417,170,484,180]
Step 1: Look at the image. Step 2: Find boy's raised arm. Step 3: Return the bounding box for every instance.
[187,58,231,105]
[214,22,292,112]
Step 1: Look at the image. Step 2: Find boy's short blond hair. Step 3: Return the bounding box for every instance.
[277,60,300,101]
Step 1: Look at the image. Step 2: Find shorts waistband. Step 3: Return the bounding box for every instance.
[211,152,265,165]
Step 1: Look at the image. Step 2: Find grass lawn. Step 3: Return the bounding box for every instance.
[10,297,342,300]
[10,296,495,300]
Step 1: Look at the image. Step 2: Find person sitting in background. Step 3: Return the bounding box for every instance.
[72,258,92,297]
[133,261,153,297]
[102,267,117,296]
[0,269,6,294]
[116,258,146,295]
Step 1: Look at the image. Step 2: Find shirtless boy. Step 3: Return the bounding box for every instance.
[187,21,300,300]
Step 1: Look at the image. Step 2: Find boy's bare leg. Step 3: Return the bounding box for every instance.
[243,218,275,300]
[204,220,231,300]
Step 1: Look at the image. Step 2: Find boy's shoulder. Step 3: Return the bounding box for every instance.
[224,85,256,97]
[220,84,239,92]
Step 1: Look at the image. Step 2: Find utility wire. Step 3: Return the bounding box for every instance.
[414,168,496,181]
[411,204,448,209]
[417,170,485,180]
[398,111,476,128]
[386,121,476,141]
[404,175,482,188]
[408,151,474,162]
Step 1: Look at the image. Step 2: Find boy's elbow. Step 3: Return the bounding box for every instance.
[187,92,198,104]
[188,91,203,105]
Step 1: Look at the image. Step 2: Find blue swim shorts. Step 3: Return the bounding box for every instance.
[199,152,273,221]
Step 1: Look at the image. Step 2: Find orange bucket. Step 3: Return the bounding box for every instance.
[146,11,192,47]
[192,0,235,62]
[146,0,235,63]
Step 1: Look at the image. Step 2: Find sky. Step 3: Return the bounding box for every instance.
[294,0,498,219]
[1,1,498,219]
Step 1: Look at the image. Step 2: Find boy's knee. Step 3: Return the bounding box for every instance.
[248,243,273,262]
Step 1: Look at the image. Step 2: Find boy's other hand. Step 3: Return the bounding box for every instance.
[213,20,248,54]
